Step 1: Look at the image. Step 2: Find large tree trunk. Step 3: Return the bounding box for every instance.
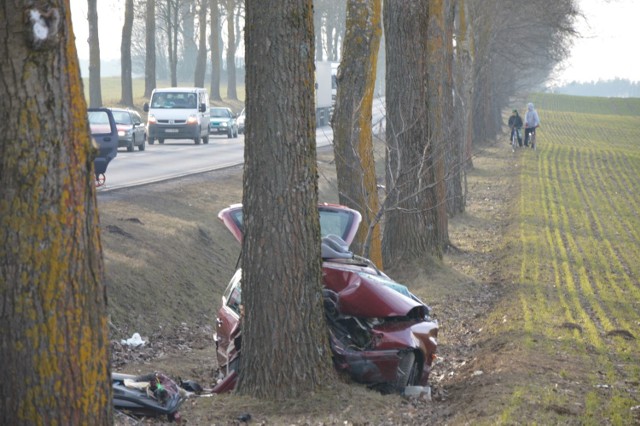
[225,0,237,100]
[426,0,450,247]
[0,3,111,424]
[120,0,134,106]
[209,0,222,100]
[167,0,179,86]
[194,0,208,87]
[331,0,383,267]
[144,0,157,98]
[240,0,336,400]
[180,1,197,82]
[88,0,102,107]
[314,6,324,61]
[382,0,445,266]
[448,0,468,214]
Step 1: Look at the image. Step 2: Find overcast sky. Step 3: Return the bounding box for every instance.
[70,0,640,84]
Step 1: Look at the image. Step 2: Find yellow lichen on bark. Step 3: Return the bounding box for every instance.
[1,1,111,423]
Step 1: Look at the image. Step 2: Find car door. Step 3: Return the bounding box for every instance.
[88,108,118,176]
[132,111,144,142]
[215,269,243,367]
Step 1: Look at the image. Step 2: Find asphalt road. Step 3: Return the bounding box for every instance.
[98,99,385,192]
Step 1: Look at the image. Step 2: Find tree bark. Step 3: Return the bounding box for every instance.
[88,0,102,107]
[225,0,237,100]
[144,0,157,97]
[426,0,449,247]
[240,0,336,400]
[180,1,197,82]
[331,0,383,267]
[0,2,111,423]
[194,0,208,87]
[209,0,222,100]
[448,0,469,213]
[382,0,445,266]
[166,0,179,86]
[120,0,134,106]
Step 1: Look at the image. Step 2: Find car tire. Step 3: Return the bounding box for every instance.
[203,135,209,144]
[149,138,155,145]
[138,136,146,151]
[227,129,233,139]
[395,351,419,392]
[234,128,238,138]
[159,139,164,144]
[127,137,135,152]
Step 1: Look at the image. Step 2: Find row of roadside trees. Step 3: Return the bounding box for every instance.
[83,0,350,107]
[0,0,579,421]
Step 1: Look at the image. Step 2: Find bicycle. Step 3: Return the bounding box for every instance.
[530,128,536,150]
[510,127,521,152]
[524,126,538,150]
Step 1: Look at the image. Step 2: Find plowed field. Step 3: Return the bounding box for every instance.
[102,94,640,425]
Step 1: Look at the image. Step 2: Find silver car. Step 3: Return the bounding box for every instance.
[109,108,146,152]
[236,108,245,134]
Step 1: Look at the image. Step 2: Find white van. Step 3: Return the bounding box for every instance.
[144,87,210,144]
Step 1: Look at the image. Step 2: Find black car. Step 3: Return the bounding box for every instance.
[108,108,146,152]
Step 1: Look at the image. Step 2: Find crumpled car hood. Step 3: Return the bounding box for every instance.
[323,265,429,319]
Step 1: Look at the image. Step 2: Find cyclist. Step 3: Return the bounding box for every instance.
[523,102,540,148]
[508,109,523,148]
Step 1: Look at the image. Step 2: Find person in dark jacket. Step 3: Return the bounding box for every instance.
[508,109,523,147]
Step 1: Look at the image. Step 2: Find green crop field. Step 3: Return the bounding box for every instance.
[492,94,640,424]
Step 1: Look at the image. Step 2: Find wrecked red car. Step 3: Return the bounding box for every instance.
[214,203,438,393]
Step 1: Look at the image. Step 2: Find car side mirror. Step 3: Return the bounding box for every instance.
[143,102,149,112]
[199,103,207,113]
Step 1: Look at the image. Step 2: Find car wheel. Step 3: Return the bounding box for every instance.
[149,138,155,145]
[138,136,146,151]
[159,139,164,144]
[203,135,209,144]
[234,128,238,138]
[395,351,419,392]
[227,129,233,139]
[127,137,134,152]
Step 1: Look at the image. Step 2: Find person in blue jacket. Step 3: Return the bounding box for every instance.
[523,102,540,147]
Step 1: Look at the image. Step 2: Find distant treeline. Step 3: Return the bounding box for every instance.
[552,78,640,98]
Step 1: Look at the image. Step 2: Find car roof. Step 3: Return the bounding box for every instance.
[152,87,205,93]
[108,107,133,113]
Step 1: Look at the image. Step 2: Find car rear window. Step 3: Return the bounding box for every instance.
[228,206,357,243]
